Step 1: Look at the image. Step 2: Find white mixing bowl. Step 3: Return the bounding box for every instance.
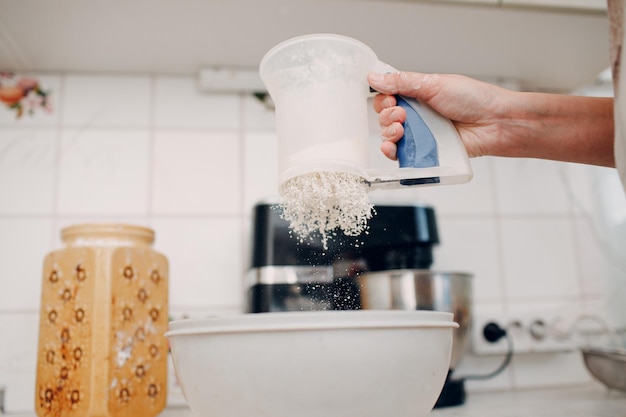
[166,310,458,417]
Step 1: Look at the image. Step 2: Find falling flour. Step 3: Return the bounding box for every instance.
[279,171,374,249]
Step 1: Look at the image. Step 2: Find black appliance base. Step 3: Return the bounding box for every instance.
[434,372,465,408]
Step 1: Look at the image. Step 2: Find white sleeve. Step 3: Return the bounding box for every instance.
[613,0,626,194]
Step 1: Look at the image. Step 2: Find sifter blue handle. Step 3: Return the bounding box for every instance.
[395,95,439,169]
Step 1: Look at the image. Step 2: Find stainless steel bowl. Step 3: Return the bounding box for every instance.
[582,347,626,392]
[354,270,472,369]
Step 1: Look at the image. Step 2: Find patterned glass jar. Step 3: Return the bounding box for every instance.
[35,224,168,417]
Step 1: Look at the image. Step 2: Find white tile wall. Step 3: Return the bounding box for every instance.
[152,129,241,215]
[154,76,239,129]
[500,218,580,300]
[0,129,57,214]
[61,74,151,127]
[243,131,279,208]
[0,218,53,311]
[57,128,151,214]
[433,216,503,302]
[492,158,573,214]
[0,312,39,412]
[572,215,608,297]
[0,71,623,412]
[152,217,244,308]
[512,351,589,388]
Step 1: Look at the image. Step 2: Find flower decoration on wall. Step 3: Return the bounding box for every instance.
[0,72,52,119]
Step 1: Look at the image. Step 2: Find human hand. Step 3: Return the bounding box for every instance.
[368,72,513,161]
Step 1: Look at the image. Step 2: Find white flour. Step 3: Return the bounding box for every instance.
[279,171,374,249]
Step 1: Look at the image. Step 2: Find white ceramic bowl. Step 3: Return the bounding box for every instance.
[166,310,458,417]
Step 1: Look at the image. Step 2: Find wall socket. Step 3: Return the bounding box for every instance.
[472,311,577,355]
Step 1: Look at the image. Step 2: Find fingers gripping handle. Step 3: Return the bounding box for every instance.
[369,63,470,186]
[395,96,439,169]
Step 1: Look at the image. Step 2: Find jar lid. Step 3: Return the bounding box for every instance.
[61,223,155,246]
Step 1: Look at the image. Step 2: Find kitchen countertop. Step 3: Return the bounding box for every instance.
[157,383,626,417]
[430,384,626,417]
[3,383,625,416]
[159,384,625,417]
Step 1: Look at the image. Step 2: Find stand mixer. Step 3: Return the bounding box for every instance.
[259,33,473,189]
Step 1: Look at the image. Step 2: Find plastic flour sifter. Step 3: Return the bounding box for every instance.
[259,33,473,190]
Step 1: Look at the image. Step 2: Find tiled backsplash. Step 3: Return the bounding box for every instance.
[0,72,624,412]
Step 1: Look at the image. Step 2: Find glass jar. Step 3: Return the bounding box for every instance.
[35,224,168,417]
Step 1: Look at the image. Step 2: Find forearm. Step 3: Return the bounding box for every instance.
[499,92,615,167]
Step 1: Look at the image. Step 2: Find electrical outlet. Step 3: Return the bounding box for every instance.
[472,311,576,355]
